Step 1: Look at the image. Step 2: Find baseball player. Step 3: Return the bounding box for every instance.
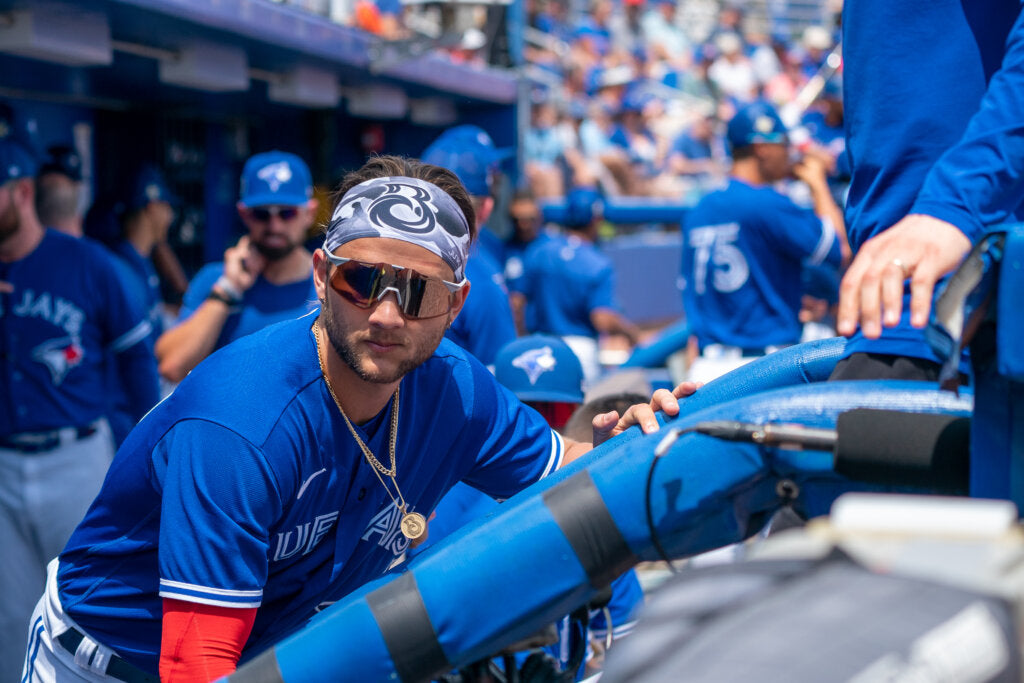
[680,101,848,384]
[154,150,319,382]
[512,186,641,381]
[421,125,517,367]
[0,131,159,682]
[22,155,686,682]
[834,0,1024,380]
[111,167,177,344]
[35,145,86,238]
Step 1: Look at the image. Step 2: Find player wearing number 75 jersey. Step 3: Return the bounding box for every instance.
[680,101,850,384]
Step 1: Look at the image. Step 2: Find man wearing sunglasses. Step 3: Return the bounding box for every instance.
[155,150,319,383]
[23,155,692,682]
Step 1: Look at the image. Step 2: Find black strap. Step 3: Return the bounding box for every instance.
[542,471,638,589]
[367,572,450,683]
[56,629,158,683]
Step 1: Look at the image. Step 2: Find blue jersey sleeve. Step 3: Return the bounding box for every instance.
[912,8,1024,243]
[458,361,564,500]
[177,264,224,322]
[157,419,282,608]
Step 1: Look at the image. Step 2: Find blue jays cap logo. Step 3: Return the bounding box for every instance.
[32,337,85,385]
[512,345,557,385]
[754,115,776,134]
[257,161,294,192]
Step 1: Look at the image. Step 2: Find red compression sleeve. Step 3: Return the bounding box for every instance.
[160,598,257,682]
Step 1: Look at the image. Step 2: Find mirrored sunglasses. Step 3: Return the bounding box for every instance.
[249,206,300,222]
[325,253,465,320]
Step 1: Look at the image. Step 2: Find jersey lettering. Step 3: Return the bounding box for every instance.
[688,223,749,295]
[361,503,412,557]
[11,289,85,336]
[272,511,339,561]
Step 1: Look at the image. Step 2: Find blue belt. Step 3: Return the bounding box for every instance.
[0,423,99,454]
[56,628,158,683]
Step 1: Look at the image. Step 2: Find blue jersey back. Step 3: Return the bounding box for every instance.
[57,317,562,673]
[843,0,1024,360]
[446,246,517,366]
[178,263,318,351]
[0,230,154,434]
[681,179,841,349]
[519,235,620,338]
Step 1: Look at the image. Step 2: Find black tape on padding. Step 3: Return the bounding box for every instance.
[226,647,285,683]
[542,470,638,589]
[834,409,971,494]
[366,571,450,683]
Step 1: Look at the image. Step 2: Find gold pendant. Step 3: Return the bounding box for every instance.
[400,511,427,540]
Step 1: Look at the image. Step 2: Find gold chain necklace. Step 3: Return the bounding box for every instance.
[314,321,426,540]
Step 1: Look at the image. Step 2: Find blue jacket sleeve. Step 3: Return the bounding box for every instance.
[912,8,1024,242]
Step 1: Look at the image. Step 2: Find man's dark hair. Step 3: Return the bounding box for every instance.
[333,155,477,242]
[730,145,756,161]
[562,392,649,442]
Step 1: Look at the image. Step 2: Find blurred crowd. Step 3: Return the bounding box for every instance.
[519,0,847,202]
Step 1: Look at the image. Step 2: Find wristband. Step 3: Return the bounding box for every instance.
[213,275,243,302]
[206,289,240,307]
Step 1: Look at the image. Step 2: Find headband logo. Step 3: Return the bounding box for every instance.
[258,162,293,192]
[512,346,557,385]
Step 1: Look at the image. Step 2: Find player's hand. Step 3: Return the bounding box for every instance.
[836,214,971,338]
[791,153,829,187]
[591,382,702,446]
[222,236,266,293]
[0,280,13,294]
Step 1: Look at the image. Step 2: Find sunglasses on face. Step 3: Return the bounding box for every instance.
[248,206,300,223]
[324,253,465,320]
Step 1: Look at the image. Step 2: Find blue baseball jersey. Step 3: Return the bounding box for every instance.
[517,234,620,338]
[681,179,842,349]
[446,245,517,366]
[177,263,318,351]
[56,317,563,673]
[843,0,1024,361]
[0,230,158,435]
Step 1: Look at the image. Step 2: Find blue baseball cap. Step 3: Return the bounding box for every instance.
[564,185,602,228]
[494,335,584,404]
[0,126,38,185]
[421,125,512,197]
[726,101,789,150]
[39,145,83,182]
[129,165,177,210]
[239,150,313,208]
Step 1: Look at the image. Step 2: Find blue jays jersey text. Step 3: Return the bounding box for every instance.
[681,179,841,349]
[56,317,562,673]
[0,230,157,434]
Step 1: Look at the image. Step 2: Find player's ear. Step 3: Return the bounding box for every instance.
[447,280,471,324]
[313,249,330,300]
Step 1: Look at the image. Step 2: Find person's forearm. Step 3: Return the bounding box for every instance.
[155,301,233,382]
[592,309,640,345]
[561,438,593,467]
